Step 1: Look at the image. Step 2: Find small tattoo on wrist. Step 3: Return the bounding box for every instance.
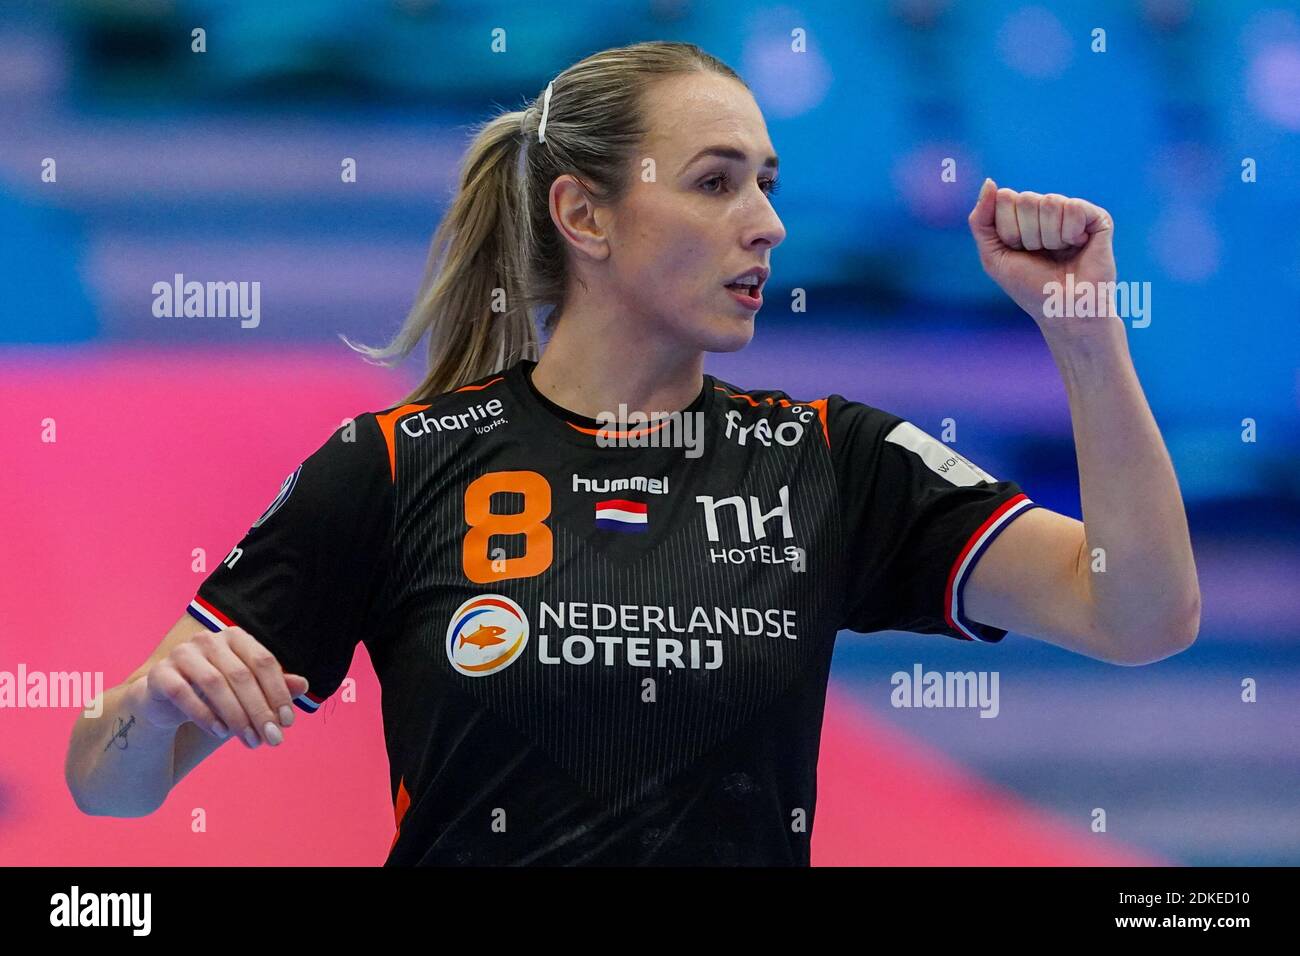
[104,714,136,752]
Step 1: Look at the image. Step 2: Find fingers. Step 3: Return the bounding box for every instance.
[967,178,997,233]
[1014,191,1043,250]
[205,642,284,748]
[994,188,1023,250]
[1038,194,1065,248]
[991,188,1106,252]
[1074,196,1113,236]
[225,627,299,731]
[1061,197,1089,246]
[170,628,297,749]
[146,663,229,739]
[172,644,261,747]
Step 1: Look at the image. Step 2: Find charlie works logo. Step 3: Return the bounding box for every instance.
[446,595,530,677]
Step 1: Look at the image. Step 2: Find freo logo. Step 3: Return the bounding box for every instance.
[446,595,529,677]
[723,406,814,447]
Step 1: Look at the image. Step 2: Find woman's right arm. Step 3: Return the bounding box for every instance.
[64,613,307,818]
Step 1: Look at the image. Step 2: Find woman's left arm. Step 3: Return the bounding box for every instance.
[959,179,1201,665]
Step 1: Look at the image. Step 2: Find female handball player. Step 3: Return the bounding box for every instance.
[66,41,1200,865]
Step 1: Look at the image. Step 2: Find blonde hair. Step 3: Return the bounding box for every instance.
[341,41,746,405]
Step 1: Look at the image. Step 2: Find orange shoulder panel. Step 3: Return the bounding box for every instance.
[388,775,412,854]
[375,403,431,482]
[809,397,830,447]
[456,376,504,392]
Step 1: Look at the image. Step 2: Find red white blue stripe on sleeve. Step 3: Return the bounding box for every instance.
[944,494,1040,642]
[186,595,326,713]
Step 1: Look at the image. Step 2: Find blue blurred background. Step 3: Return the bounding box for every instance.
[1,0,1296,865]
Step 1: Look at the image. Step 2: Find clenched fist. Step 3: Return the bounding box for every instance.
[968,178,1119,336]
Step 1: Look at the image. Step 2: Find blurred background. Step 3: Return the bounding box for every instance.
[1,0,1296,866]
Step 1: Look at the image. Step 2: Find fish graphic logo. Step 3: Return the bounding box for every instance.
[446,595,528,677]
[459,623,506,650]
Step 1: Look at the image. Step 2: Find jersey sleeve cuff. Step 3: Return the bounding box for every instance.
[942,494,1040,643]
[186,596,326,713]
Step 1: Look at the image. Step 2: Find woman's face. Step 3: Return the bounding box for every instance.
[602,72,786,354]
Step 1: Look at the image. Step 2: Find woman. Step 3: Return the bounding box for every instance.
[65,41,1200,865]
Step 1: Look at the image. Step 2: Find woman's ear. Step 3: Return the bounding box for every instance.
[550,174,610,262]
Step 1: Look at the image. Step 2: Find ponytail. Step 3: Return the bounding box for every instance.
[342,110,540,403]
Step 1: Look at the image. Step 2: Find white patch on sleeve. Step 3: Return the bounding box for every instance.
[883,421,998,486]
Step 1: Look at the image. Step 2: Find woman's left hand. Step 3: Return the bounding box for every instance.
[967,178,1118,337]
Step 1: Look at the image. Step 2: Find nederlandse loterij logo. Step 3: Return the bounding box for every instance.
[252,464,302,528]
[446,595,529,677]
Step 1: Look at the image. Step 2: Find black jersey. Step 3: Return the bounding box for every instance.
[187,357,1037,865]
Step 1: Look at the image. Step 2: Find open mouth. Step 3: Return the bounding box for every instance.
[724,281,761,299]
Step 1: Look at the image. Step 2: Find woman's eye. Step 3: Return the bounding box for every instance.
[701,173,780,197]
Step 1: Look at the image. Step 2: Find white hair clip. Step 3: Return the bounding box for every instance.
[537,81,554,144]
